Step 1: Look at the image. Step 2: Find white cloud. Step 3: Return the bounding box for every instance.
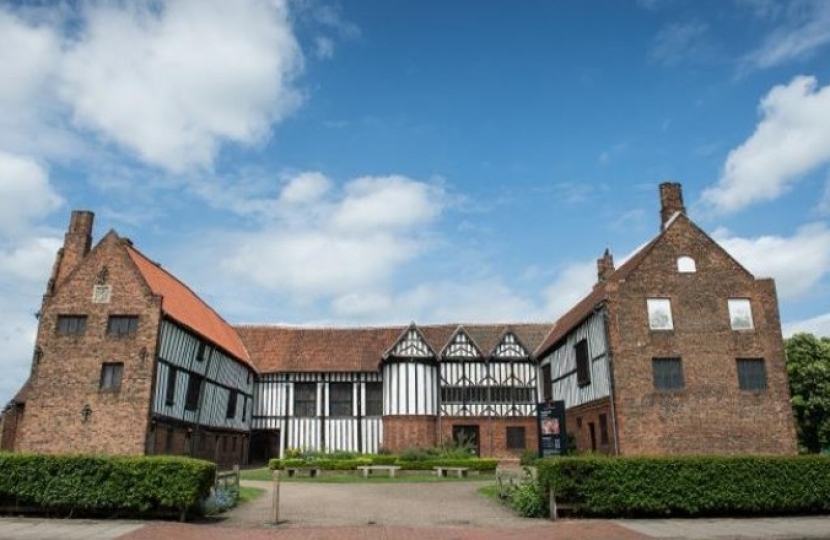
[217,173,445,299]
[743,1,830,69]
[0,152,63,236]
[702,76,830,213]
[783,312,830,338]
[58,0,303,172]
[713,223,830,299]
[542,260,597,319]
[0,237,62,282]
[314,36,335,59]
[649,21,709,66]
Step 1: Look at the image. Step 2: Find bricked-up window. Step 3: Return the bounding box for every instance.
[106,315,138,336]
[647,298,674,330]
[653,358,684,390]
[165,427,174,453]
[293,383,316,417]
[366,382,383,416]
[56,315,87,336]
[99,362,123,391]
[599,413,609,445]
[575,339,591,387]
[728,299,754,330]
[226,389,238,419]
[185,374,203,411]
[541,364,552,401]
[165,366,177,405]
[329,382,353,417]
[737,358,767,391]
[506,426,526,450]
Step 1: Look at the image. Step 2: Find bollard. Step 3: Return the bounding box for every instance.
[271,468,281,524]
[549,488,558,520]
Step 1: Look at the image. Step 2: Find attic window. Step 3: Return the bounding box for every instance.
[92,285,112,303]
[677,256,696,273]
[647,298,674,331]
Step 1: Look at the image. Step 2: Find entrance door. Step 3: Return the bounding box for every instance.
[452,425,480,456]
[249,430,280,464]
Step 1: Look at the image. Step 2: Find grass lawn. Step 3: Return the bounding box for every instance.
[238,486,266,504]
[240,467,496,484]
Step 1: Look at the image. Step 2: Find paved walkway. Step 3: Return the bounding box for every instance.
[0,479,829,539]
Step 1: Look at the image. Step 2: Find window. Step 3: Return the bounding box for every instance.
[185,374,203,411]
[293,382,316,417]
[728,299,754,330]
[366,382,383,416]
[329,382,353,417]
[92,284,112,303]
[647,298,674,330]
[506,426,526,450]
[541,364,552,401]
[652,358,684,390]
[165,427,174,453]
[99,362,124,391]
[599,414,609,445]
[56,315,87,336]
[575,339,591,387]
[165,367,177,405]
[196,342,207,361]
[241,397,248,422]
[226,390,238,419]
[107,315,138,336]
[677,256,696,273]
[737,358,767,391]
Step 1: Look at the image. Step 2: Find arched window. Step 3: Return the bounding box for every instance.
[677,256,696,273]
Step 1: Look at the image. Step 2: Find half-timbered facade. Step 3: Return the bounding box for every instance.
[1,182,798,463]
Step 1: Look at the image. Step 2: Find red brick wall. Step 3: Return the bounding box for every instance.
[382,416,437,451]
[438,416,539,458]
[0,404,24,451]
[565,398,615,455]
[606,215,797,455]
[148,422,249,470]
[17,233,159,456]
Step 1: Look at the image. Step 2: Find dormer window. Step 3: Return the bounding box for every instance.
[677,256,696,273]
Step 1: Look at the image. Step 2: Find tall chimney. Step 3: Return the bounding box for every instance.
[597,248,615,283]
[51,210,94,289]
[659,182,685,229]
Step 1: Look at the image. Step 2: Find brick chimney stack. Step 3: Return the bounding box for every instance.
[659,182,685,229]
[597,248,615,283]
[50,210,94,291]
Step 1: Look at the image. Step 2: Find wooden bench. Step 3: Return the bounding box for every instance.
[284,467,322,478]
[356,465,401,477]
[433,466,469,478]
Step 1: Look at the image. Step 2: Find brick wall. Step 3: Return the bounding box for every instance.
[149,421,248,470]
[382,415,437,451]
[438,416,539,458]
[17,231,159,456]
[565,397,615,455]
[606,214,797,455]
[0,404,24,451]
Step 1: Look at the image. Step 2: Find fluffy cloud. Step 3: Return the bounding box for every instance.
[783,312,830,338]
[0,152,63,236]
[542,260,597,319]
[702,76,830,213]
[218,173,445,298]
[59,0,303,172]
[713,223,830,299]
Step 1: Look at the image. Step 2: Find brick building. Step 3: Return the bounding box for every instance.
[0,183,797,462]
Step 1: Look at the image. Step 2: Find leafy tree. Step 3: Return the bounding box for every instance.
[785,333,830,453]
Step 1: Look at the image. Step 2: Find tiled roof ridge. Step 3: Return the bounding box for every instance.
[234,321,552,330]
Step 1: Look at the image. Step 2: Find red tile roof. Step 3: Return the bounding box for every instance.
[235,323,552,373]
[126,246,251,367]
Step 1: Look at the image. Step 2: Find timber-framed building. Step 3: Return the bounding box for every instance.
[1,183,798,466]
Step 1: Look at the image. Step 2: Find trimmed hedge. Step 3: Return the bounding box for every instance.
[268,455,498,472]
[0,452,215,521]
[538,455,830,517]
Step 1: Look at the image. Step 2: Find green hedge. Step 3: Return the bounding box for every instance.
[268,455,498,472]
[538,455,830,517]
[0,453,215,520]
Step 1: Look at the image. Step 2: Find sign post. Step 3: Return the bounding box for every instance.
[537,400,566,458]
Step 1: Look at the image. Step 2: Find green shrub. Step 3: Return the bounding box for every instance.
[396,458,498,471]
[519,450,539,466]
[510,477,547,517]
[0,453,214,521]
[268,458,304,470]
[369,454,398,465]
[538,455,830,517]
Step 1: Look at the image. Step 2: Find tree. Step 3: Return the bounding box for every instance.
[785,333,830,453]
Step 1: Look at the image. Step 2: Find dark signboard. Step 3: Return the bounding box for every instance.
[537,400,566,458]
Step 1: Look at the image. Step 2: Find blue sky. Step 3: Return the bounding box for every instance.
[3,0,830,405]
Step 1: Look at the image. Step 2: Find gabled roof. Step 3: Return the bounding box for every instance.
[126,245,251,366]
[236,323,552,373]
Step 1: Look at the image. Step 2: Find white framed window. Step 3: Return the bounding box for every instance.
[647,298,674,330]
[728,299,754,330]
[92,285,112,303]
[677,256,696,273]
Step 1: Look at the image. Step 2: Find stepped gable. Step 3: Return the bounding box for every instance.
[125,245,251,367]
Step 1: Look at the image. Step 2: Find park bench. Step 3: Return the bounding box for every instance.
[433,466,469,478]
[284,467,322,478]
[356,465,402,477]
